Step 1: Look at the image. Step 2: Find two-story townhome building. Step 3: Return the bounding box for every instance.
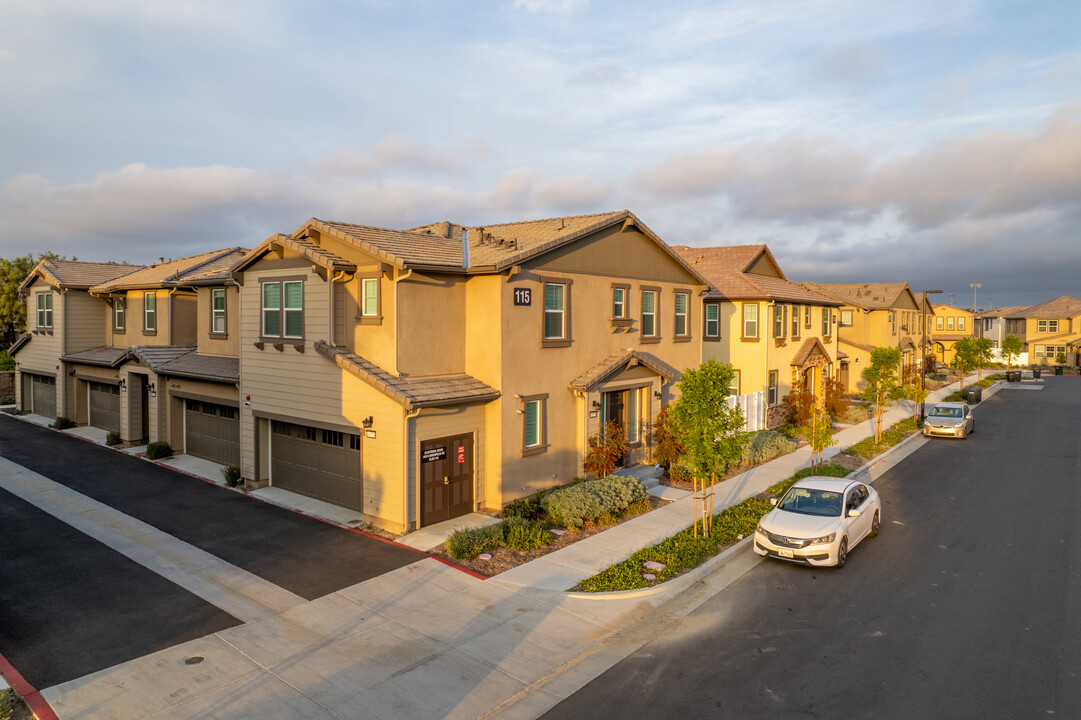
[980,305,1033,363]
[41,249,247,463]
[928,303,976,366]
[232,211,708,534]
[801,283,921,392]
[671,244,842,428]
[1013,296,1081,366]
[13,260,144,420]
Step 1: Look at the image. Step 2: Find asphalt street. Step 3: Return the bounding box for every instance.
[543,376,1081,719]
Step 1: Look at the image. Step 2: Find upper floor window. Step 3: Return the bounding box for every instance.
[211,289,226,334]
[1038,319,1059,333]
[674,292,689,337]
[612,286,626,319]
[641,289,658,339]
[791,305,800,338]
[890,311,896,334]
[822,307,831,336]
[773,304,785,339]
[704,303,720,339]
[361,278,379,317]
[958,317,965,332]
[984,318,993,331]
[543,282,567,342]
[262,280,303,339]
[743,303,758,339]
[936,316,944,331]
[114,298,125,331]
[840,309,853,327]
[947,317,955,331]
[768,370,778,406]
[36,292,53,329]
[805,305,812,328]
[144,292,156,332]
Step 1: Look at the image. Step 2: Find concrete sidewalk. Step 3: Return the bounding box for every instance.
[15,374,1005,719]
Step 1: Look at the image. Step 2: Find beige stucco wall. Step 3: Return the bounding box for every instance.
[196,286,240,357]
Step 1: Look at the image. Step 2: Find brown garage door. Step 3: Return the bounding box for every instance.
[184,399,240,466]
[88,381,121,432]
[270,420,363,510]
[24,374,56,418]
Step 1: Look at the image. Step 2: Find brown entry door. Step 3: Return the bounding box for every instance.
[421,433,474,527]
[603,391,627,466]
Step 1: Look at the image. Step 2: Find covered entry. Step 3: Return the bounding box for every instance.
[270,420,363,510]
[420,433,474,527]
[88,381,121,432]
[184,399,240,466]
[22,373,56,418]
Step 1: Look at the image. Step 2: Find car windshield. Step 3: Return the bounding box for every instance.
[929,407,962,418]
[778,487,843,517]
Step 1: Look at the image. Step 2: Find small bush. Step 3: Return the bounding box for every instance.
[446,523,505,561]
[824,377,850,419]
[106,431,122,446]
[503,516,551,551]
[767,463,851,496]
[777,423,798,439]
[52,416,75,429]
[783,385,816,426]
[1,687,27,720]
[504,495,545,521]
[741,430,797,466]
[221,465,242,487]
[542,475,648,529]
[0,395,15,406]
[667,461,693,484]
[653,405,685,471]
[146,441,172,460]
[0,350,14,371]
[583,421,628,479]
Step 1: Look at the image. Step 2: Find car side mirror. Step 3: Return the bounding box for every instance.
[770,498,778,506]
[848,508,862,518]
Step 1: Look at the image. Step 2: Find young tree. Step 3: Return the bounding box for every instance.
[901,375,929,421]
[972,337,993,382]
[583,421,627,479]
[1056,351,1067,366]
[666,359,749,537]
[652,405,685,473]
[859,347,901,444]
[952,337,979,389]
[1002,334,1023,367]
[800,407,836,473]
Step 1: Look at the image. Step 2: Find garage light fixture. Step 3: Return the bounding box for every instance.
[362,416,374,429]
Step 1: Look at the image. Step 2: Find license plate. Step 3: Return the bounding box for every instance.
[778,548,794,558]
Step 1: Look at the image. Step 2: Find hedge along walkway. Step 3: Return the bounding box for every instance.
[491,372,992,594]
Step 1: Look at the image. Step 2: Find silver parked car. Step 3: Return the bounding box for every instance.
[922,402,974,439]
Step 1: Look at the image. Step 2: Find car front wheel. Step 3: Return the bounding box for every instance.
[835,537,848,568]
[870,510,881,538]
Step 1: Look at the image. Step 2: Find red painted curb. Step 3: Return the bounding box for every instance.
[0,651,59,720]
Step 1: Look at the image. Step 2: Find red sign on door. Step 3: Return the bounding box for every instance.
[457,445,465,464]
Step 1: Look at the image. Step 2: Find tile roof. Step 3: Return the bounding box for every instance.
[1014,296,1081,318]
[791,337,834,368]
[156,353,239,383]
[801,282,914,310]
[236,235,357,274]
[569,349,680,391]
[91,248,247,292]
[314,341,500,410]
[981,305,1033,318]
[60,346,131,367]
[9,333,31,355]
[671,244,840,305]
[1028,332,1081,344]
[309,220,465,269]
[839,338,876,354]
[929,303,975,316]
[20,259,144,294]
[129,345,199,372]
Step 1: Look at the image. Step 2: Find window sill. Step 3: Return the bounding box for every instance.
[113,329,126,335]
[257,338,305,350]
[673,336,691,343]
[208,332,228,340]
[357,316,383,325]
[541,339,571,348]
[610,318,633,328]
[142,330,158,337]
[522,444,549,457]
[703,335,721,342]
[639,336,660,344]
[741,336,760,342]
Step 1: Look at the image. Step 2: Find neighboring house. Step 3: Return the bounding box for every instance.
[12,259,145,420]
[232,211,708,533]
[1010,296,1081,366]
[672,244,842,428]
[801,283,921,392]
[980,305,1033,363]
[928,304,976,366]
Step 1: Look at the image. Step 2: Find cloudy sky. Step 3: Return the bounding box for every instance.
[2,0,1078,309]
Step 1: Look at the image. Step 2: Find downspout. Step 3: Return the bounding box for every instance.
[403,405,421,532]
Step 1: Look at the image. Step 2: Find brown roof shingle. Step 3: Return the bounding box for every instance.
[802,282,913,310]
[91,248,247,292]
[20,259,144,295]
[569,349,680,391]
[672,244,840,305]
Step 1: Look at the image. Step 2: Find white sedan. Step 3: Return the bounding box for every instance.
[754,477,881,568]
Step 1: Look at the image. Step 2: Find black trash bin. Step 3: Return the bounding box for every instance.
[965,386,983,404]
[1033,368,1042,379]
[1006,370,1021,382]
[1056,365,1065,376]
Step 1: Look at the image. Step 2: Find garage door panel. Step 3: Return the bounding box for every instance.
[88,382,120,433]
[271,421,362,511]
[28,374,57,418]
[184,400,240,466]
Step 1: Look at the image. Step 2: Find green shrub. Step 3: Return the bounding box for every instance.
[741,430,797,466]
[0,351,14,371]
[106,430,122,446]
[583,421,628,479]
[52,416,75,429]
[777,423,798,439]
[504,495,545,520]
[1,687,25,720]
[667,461,693,484]
[503,516,551,551]
[146,441,172,460]
[446,523,504,561]
[542,475,648,529]
[0,396,14,406]
[766,463,850,496]
[928,373,948,381]
[221,465,242,487]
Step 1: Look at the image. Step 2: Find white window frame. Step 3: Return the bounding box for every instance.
[641,289,658,338]
[674,292,689,337]
[361,277,379,317]
[211,288,226,334]
[144,292,156,332]
[36,292,53,329]
[768,370,778,406]
[543,282,567,341]
[114,298,125,330]
[521,394,548,455]
[840,309,853,327]
[705,303,720,338]
[612,287,626,319]
[822,308,831,336]
[743,303,758,339]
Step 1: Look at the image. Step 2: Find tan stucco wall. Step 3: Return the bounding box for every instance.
[196,286,241,357]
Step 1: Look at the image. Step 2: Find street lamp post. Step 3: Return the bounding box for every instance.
[920,289,943,422]
[970,282,981,313]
